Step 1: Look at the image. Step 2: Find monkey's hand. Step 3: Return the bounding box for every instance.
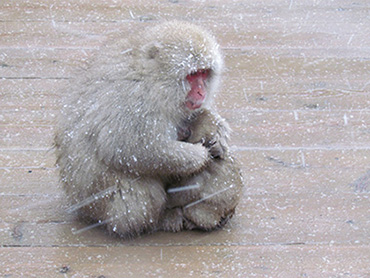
[203,111,231,160]
[187,109,231,160]
[208,137,227,159]
[175,142,211,174]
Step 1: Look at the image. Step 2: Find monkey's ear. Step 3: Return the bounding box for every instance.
[146,43,162,59]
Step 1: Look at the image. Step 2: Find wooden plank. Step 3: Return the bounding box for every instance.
[0,79,68,95]
[2,0,370,8]
[242,167,370,195]
[1,14,369,49]
[1,148,370,169]
[1,48,369,79]
[0,110,58,126]
[1,154,369,196]
[3,109,370,131]
[0,149,55,168]
[225,53,370,81]
[2,76,368,99]
[1,246,369,277]
[0,192,369,246]
[0,194,68,223]
[0,126,54,149]
[1,79,369,114]
[1,110,369,149]
[228,110,370,148]
[1,165,368,196]
[217,88,370,111]
[0,48,93,79]
[1,0,369,25]
[236,149,370,170]
[0,168,58,195]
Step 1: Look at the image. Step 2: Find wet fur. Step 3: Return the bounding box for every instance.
[55,21,242,238]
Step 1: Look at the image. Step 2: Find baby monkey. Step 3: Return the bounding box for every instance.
[160,109,243,232]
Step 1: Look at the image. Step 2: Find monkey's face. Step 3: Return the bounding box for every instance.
[153,41,220,111]
[140,21,223,111]
[185,69,209,110]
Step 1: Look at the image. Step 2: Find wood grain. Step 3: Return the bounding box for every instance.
[0,0,369,277]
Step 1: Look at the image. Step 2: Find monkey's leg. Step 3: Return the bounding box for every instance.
[159,173,224,232]
[158,204,235,232]
[183,203,235,231]
[162,159,242,232]
[158,173,205,232]
[180,163,242,231]
[158,207,185,232]
[93,176,167,238]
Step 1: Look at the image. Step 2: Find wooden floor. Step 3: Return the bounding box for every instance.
[1,0,370,277]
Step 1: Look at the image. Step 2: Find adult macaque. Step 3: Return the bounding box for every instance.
[55,21,243,238]
[161,109,243,232]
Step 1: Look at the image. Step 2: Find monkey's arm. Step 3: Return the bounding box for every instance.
[96,132,210,177]
[147,140,210,176]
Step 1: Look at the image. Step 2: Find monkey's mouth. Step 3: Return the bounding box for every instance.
[185,69,209,110]
[185,98,204,110]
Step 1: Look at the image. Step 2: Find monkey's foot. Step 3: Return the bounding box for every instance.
[158,208,184,232]
[183,204,234,231]
[216,210,235,229]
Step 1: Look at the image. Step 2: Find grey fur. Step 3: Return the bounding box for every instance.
[55,21,242,238]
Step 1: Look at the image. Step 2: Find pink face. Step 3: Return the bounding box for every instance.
[185,70,209,110]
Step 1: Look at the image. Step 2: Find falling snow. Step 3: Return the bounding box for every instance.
[0,0,369,277]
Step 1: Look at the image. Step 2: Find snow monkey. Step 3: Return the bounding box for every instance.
[55,21,243,238]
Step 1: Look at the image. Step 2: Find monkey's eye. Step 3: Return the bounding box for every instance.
[200,69,210,79]
[189,69,210,78]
